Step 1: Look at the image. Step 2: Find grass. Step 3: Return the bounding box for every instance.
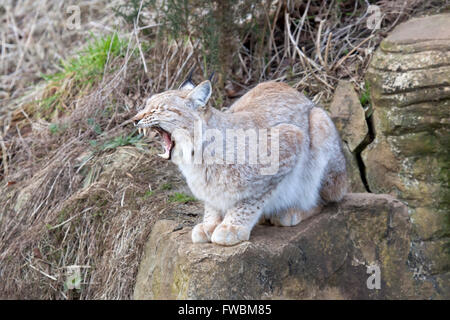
[360,81,371,108]
[160,183,173,190]
[49,123,60,135]
[37,33,127,120]
[142,190,155,198]
[87,118,103,135]
[360,81,373,118]
[43,33,126,83]
[169,192,197,203]
[92,130,144,152]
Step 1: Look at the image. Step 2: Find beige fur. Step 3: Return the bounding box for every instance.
[132,79,348,246]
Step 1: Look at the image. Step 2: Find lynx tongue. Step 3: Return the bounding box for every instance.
[139,127,173,159]
[157,130,173,160]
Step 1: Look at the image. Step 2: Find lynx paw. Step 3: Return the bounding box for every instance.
[270,210,302,227]
[211,223,250,246]
[191,223,218,243]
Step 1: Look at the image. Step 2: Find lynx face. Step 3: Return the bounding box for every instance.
[132,80,211,160]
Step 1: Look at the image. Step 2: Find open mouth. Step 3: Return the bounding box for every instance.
[139,126,174,160]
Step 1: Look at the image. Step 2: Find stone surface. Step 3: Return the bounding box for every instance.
[329,80,368,193]
[341,142,366,193]
[134,193,444,300]
[379,14,450,53]
[330,80,369,153]
[364,13,450,276]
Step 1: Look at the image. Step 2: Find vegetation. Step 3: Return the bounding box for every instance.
[169,192,197,203]
[161,182,173,190]
[97,131,144,152]
[0,0,446,300]
[359,81,371,108]
[114,0,259,83]
[43,33,126,83]
[37,34,127,120]
[142,190,155,198]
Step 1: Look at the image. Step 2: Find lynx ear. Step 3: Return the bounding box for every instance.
[179,69,196,90]
[187,80,212,109]
[179,79,195,90]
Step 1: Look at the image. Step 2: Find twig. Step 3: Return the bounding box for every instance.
[48,207,92,230]
[324,32,332,71]
[132,0,148,74]
[137,23,162,31]
[285,13,321,71]
[0,135,8,177]
[315,19,326,68]
[303,54,334,90]
[292,0,310,62]
[333,35,374,71]
[28,263,57,281]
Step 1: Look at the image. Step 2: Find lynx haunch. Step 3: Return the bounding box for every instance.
[132,76,347,246]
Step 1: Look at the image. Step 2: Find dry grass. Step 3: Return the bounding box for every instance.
[0,0,448,299]
[0,0,125,104]
[0,0,201,299]
[231,0,448,104]
[0,31,201,299]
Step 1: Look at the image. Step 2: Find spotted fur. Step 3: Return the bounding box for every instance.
[132,80,348,246]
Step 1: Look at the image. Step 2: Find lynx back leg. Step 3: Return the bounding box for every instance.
[270,206,322,227]
[309,107,348,203]
[320,169,348,202]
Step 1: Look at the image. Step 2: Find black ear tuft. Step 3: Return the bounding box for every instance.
[208,71,215,82]
[179,68,196,90]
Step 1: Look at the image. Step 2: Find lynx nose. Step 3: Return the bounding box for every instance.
[131,113,144,126]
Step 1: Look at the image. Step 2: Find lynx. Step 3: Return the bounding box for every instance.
[132,75,347,246]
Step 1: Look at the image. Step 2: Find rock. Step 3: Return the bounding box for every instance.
[341,143,367,193]
[134,193,442,300]
[330,80,369,153]
[379,14,450,53]
[329,80,368,193]
[364,13,450,275]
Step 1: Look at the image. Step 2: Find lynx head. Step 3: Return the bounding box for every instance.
[132,75,212,160]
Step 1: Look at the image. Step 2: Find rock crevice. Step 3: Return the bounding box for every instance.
[329,80,372,193]
[354,112,376,193]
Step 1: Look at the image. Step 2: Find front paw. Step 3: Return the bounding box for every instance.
[191,223,218,243]
[211,223,250,246]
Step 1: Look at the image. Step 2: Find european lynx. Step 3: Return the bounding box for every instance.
[132,75,347,246]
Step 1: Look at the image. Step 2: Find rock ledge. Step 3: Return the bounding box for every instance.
[133,193,437,300]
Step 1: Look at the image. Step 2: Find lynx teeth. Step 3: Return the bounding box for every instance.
[157,149,170,159]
